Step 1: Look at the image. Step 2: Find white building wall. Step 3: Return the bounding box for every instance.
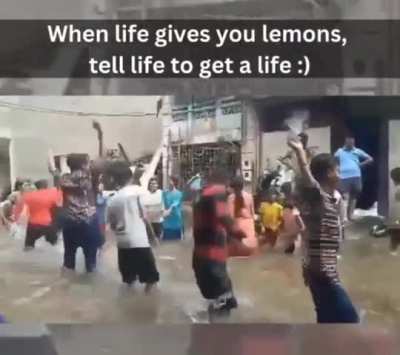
[241,101,260,190]
[261,127,331,172]
[0,96,164,184]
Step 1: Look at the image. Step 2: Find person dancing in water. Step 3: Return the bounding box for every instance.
[192,170,245,321]
[227,176,257,256]
[60,154,101,274]
[288,136,359,323]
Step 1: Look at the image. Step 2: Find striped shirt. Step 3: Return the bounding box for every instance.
[299,182,342,285]
[193,184,233,263]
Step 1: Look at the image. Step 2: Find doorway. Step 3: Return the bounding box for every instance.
[344,116,382,210]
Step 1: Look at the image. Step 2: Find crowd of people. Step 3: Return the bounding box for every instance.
[3,131,399,325]
[192,134,359,322]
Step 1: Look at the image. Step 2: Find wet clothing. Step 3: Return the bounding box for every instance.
[22,188,62,249]
[96,193,108,248]
[308,278,359,323]
[300,182,342,285]
[25,224,58,248]
[23,188,62,226]
[335,147,371,179]
[259,202,283,232]
[142,189,164,224]
[193,184,238,311]
[118,248,159,285]
[193,184,232,263]
[299,179,358,322]
[107,184,159,284]
[96,193,107,226]
[60,169,95,224]
[162,189,183,241]
[107,185,149,249]
[146,222,163,242]
[228,191,257,249]
[339,176,362,198]
[278,207,303,252]
[193,258,235,301]
[63,215,100,272]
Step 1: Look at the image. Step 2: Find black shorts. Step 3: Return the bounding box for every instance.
[193,258,233,300]
[340,177,363,198]
[118,247,159,284]
[25,224,58,247]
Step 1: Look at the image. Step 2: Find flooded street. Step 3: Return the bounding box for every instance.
[1,215,400,325]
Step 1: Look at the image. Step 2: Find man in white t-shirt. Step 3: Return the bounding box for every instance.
[106,161,159,292]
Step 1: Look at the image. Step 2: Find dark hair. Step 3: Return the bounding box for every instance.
[283,200,295,209]
[148,176,158,187]
[391,167,400,185]
[169,176,179,188]
[298,132,309,148]
[230,175,244,190]
[14,179,25,192]
[67,154,89,171]
[35,179,48,190]
[132,168,144,185]
[230,176,245,218]
[310,153,339,183]
[106,161,133,187]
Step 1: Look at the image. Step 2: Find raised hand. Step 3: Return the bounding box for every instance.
[287,136,303,151]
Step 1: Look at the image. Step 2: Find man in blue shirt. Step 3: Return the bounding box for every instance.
[335,136,373,222]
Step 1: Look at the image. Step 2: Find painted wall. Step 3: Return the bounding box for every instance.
[0,96,163,184]
[261,126,331,172]
[241,101,260,189]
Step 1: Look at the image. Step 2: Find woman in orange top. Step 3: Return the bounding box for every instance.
[227,176,258,256]
[22,179,62,250]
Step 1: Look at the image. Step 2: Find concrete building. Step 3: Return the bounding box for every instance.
[0,96,165,190]
[164,95,400,219]
[163,96,331,190]
[163,97,258,189]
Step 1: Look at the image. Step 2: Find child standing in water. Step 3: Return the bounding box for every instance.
[288,136,359,323]
[106,161,159,292]
[258,189,283,248]
[279,200,305,254]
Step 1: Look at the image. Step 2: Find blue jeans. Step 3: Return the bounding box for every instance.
[63,216,100,272]
[308,278,359,323]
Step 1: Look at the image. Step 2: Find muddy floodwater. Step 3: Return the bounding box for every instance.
[0,215,399,325]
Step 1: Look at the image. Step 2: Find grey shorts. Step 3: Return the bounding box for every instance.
[340,177,362,198]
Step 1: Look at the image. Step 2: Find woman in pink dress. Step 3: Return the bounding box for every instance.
[228,176,258,256]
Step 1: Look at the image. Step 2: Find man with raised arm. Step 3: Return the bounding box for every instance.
[288,136,359,323]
